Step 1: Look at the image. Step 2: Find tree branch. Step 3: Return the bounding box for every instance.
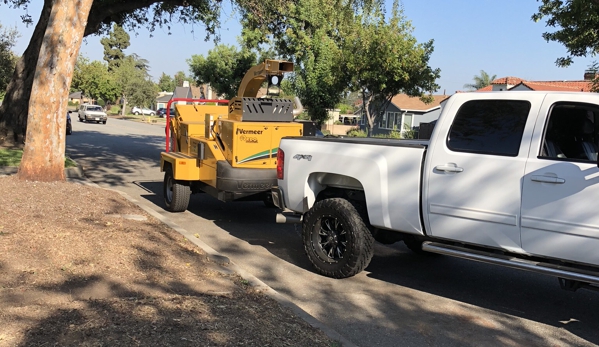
[84,0,188,37]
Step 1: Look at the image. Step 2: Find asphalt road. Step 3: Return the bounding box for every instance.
[66,116,599,347]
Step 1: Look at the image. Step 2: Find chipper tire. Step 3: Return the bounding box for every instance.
[163,167,191,212]
[302,198,374,278]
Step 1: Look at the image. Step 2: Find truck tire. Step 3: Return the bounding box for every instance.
[163,167,191,212]
[302,198,374,278]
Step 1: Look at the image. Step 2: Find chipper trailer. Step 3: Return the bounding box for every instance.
[160,59,316,212]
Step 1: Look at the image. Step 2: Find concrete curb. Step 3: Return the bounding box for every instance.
[1,164,357,346]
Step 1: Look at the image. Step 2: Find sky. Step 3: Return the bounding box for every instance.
[0,0,596,95]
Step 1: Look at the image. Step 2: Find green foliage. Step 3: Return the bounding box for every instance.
[346,128,367,137]
[174,71,192,88]
[337,104,353,114]
[532,1,599,67]
[240,0,376,125]
[188,45,258,99]
[463,70,496,91]
[158,72,175,92]
[71,56,120,104]
[0,148,21,166]
[113,55,158,108]
[401,123,416,139]
[0,24,18,99]
[344,0,440,136]
[101,24,130,71]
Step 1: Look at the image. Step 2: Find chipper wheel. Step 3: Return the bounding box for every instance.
[163,166,191,212]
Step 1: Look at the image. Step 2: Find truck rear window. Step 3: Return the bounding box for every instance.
[447,100,530,156]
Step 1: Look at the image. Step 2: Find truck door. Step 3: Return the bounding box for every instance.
[521,95,599,266]
[424,95,543,250]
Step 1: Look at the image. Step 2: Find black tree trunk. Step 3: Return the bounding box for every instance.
[0,0,52,148]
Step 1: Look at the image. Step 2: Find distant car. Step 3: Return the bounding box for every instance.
[66,112,72,135]
[131,106,156,116]
[78,104,107,124]
[156,107,176,118]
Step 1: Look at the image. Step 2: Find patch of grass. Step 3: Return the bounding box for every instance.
[0,149,22,166]
[65,157,77,168]
[0,149,78,168]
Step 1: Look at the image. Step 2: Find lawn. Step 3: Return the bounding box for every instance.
[0,149,77,168]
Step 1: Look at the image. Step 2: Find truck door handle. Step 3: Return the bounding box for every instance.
[435,165,464,173]
[531,175,565,184]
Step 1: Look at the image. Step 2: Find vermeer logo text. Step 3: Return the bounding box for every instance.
[236,128,263,135]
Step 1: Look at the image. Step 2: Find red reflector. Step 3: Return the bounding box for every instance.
[276,149,284,180]
[179,161,186,165]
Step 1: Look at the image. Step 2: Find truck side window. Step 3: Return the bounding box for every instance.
[541,104,598,162]
[447,100,530,156]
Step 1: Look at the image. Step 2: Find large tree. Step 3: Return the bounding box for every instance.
[344,0,440,136]
[188,44,258,99]
[0,24,19,101]
[533,0,599,68]
[463,70,496,91]
[18,0,94,181]
[100,24,130,71]
[71,56,119,104]
[0,0,224,148]
[113,55,158,117]
[239,0,380,124]
[157,72,175,92]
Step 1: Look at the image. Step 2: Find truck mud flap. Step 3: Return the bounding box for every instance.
[215,160,276,198]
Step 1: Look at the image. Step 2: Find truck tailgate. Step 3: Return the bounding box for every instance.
[279,137,427,235]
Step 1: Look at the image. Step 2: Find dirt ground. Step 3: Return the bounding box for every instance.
[0,176,335,347]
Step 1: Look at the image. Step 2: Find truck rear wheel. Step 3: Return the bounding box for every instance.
[302,198,374,278]
[163,167,191,212]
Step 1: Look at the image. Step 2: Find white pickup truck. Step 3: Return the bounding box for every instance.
[272,91,599,292]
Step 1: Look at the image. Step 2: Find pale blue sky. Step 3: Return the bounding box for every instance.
[0,0,595,94]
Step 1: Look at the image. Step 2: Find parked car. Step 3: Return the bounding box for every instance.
[131,106,156,116]
[156,107,176,118]
[78,104,107,124]
[66,112,72,135]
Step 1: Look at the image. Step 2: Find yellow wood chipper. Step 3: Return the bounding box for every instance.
[160,59,318,212]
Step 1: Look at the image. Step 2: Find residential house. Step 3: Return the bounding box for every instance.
[68,91,93,105]
[156,92,173,110]
[161,81,220,108]
[359,94,449,137]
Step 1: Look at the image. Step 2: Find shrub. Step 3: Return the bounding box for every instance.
[346,128,367,137]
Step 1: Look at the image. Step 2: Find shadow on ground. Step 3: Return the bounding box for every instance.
[66,127,599,347]
[136,180,599,347]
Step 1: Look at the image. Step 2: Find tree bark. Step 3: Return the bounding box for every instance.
[18,0,93,181]
[0,0,52,148]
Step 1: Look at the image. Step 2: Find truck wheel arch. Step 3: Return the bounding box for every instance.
[307,172,364,204]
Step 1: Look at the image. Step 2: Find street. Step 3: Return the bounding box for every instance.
[66,117,599,347]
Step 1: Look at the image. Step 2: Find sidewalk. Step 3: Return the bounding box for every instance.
[0,165,357,347]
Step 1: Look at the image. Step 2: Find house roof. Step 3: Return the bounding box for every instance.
[491,77,524,85]
[483,76,592,92]
[156,94,172,102]
[475,85,493,92]
[390,94,449,112]
[173,86,192,99]
[514,80,592,92]
[69,91,83,99]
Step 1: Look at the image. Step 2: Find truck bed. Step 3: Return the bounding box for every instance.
[279,136,427,235]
